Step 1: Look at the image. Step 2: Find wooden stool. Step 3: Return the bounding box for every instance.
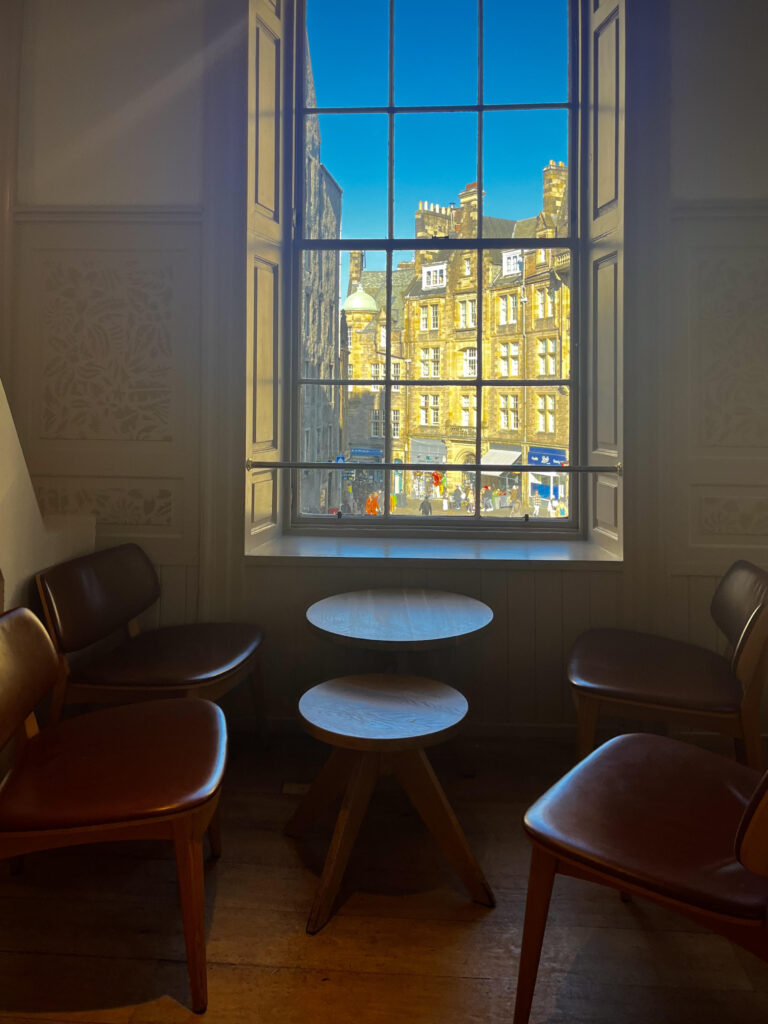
[285,674,496,933]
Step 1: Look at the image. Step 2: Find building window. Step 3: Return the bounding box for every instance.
[537,394,556,433]
[502,250,522,276]
[461,393,477,427]
[499,293,518,325]
[421,347,440,377]
[420,394,440,426]
[371,409,382,437]
[537,339,557,376]
[371,362,382,390]
[536,288,546,319]
[464,257,471,276]
[500,394,519,430]
[547,289,554,318]
[391,408,400,438]
[392,361,400,391]
[430,303,439,330]
[420,305,428,330]
[422,263,446,289]
[537,248,547,264]
[459,298,477,329]
[463,347,477,377]
[500,342,520,378]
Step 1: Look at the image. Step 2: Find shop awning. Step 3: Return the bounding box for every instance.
[409,437,447,464]
[480,447,522,476]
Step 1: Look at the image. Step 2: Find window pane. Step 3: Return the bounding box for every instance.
[394,113,477,238]
[304,114,388,239]
[300,250,341,380]
[342,249,391,385]
[483,0,569,105]
[305,0,388,108]
[297,385,345,514]
[483,247,572,381]
[338,468,386,517]
[394,0,478,107]
[388,467,479,518]
[483,112,569,232]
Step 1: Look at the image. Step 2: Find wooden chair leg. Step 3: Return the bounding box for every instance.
[207,804,222,860]
[513,846,558,1024]
[392,748,495,908]
[173,817,209,1014]
[306,752,378,935]
[284,748,357,838]
[576,696,599,760]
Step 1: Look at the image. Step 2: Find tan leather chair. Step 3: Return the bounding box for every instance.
[36,543,262,721]
[569,560,768,768]
[0,607,226,1012]
[513,732,768,1024]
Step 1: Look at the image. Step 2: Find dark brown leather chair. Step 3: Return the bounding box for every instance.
[513,733,768,1024]
[0,607,226,1012]
[36,543,262,721]
[569,560,768,768]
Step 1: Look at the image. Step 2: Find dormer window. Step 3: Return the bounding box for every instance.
[422,263,446,289]
[502,250,522,276]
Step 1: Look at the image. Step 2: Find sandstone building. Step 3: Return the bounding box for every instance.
[341,161,570,517]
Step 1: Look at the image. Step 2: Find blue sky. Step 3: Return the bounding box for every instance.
[306,0,570,241]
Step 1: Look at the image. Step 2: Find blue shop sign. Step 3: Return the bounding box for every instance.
[527,446,568,467]
[349,447,383,459]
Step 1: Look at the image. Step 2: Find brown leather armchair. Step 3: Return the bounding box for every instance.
[569,560,768,768]
[0,607,226,1012]
[35,543,263,721]
[513,733,768,1024]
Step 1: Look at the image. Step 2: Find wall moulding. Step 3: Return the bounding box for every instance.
[13,205,203,224]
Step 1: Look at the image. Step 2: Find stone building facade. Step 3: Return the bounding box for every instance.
[341,161,571,516]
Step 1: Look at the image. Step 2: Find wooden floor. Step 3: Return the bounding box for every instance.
[1,731,767,1024]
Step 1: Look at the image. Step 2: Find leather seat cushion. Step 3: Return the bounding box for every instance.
[525,734,768,919]
[74,623,262,689]
[0,698,227,830]
[568,628,741,712]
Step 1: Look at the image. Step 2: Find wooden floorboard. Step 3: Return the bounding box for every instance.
[0,733,767,1022]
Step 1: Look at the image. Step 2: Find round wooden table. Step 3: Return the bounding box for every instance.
[306,587,493,653]
[285,674,496,933]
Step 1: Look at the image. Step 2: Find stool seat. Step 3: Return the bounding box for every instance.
[298,674,467,751]
[288,673,493,932]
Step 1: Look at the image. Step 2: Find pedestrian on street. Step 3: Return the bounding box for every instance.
[419,496,432,516]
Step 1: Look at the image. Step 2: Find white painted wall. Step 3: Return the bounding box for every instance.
[16,0,204,206]
[670,1,768,201]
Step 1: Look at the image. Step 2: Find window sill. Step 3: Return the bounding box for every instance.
[245,534,622,567]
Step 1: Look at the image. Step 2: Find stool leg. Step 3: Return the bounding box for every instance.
[393,748,495,908]
[284,748,358,838]
[306,752,379,934]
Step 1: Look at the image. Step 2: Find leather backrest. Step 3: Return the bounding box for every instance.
[710,561,768,665]
[735,770,768,878]
[36,544,160,653]
[0,608,59,750]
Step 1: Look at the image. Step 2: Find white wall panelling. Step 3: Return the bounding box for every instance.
[12,216,202,623]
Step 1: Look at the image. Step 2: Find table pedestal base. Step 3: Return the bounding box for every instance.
[285,746,496,934]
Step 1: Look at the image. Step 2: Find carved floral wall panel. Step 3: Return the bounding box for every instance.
[695,491,768,541]
[34,480,174,528]
[39,255,174,441]
[696,251,768,448]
